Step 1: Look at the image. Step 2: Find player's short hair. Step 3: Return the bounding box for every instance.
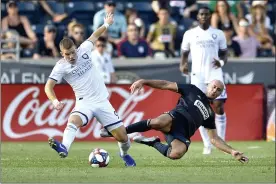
[72,23,84,31]
[59,37,75,50]
[97,36,107,44]
[159,7,169,13]
[198,6,211,12]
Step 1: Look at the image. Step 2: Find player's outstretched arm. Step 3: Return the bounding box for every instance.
[130,79,177,94]
[87,13,114,44]
[45,79,64,110]
[206,128,249,163]
[180,50,190,74]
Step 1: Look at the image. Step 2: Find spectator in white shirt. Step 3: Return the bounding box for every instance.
[91,37,117,84]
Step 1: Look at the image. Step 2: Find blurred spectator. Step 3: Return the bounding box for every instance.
[209,0,244,19]
[93,0,127,45]
[125,8,145,38]
[67,19,78,37]
[233,18,260,58]
[0,30,19,60]
[70,23,85,47]
[100,30,114,56]
[151,0,170,14]
[2,1,38,50]
[38,1,67,23]
[118,24,151,58]
[181,0,198,20]
[211,0,239,34]
[245,1,273,54]
[91,37,117,84]
[33,24,59,58]
[221,27,241,57]
[147,8,176,58]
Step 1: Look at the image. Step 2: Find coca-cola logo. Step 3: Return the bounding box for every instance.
[3,86,153,139]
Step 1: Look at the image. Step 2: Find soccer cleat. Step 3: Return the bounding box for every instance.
[202,146,212,155]
[48,137,68,158]
[100,128,113,137]
[133,135,160,147]
[120,154,136,167]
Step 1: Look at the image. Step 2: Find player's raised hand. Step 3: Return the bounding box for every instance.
[212,58,222,69]
[180,63,189,74]
[130,79,144,94]
[231,150,249,163]
[52,99,65,110]
[104,12,114,26]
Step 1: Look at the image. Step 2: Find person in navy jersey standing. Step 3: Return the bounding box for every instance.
[117,24,151,58]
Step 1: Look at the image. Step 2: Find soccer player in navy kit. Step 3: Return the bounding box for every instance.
[101,79,248,163]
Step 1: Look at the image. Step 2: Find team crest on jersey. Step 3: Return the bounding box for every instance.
[194,100,209,120]
[212,34,217,40]
[82,53,89,59]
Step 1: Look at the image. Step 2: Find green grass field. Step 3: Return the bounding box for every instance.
[1,141,275,183]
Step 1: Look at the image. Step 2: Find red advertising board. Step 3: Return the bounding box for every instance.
[1,84,264,141]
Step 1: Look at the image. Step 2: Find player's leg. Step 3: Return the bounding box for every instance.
[48,101,92,158]
[94,100,135,166]
[213,99,227,140]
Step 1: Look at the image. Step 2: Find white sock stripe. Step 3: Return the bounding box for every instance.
[67,123,78,131]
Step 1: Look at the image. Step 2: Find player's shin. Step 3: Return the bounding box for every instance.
[215,113,227,140]
[153,142,171,158]
[62,122,79,151]
[126,119,152,134]
[118,137,131,156]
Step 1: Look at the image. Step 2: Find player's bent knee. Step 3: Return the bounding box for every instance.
[149,118,166,130]
[168,151,185,160]
[68,115,83,128]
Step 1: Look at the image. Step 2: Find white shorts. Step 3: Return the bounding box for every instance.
[70,98,123,132]
[191,78,227,100]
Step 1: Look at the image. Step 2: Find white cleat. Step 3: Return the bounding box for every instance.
[202,147,212,155]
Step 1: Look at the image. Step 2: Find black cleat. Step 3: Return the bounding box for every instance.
[133,135,160,147]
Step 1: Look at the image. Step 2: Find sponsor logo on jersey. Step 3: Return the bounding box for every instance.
[194,100,209,120]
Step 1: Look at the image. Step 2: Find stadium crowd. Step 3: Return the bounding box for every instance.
[1,0,275,61]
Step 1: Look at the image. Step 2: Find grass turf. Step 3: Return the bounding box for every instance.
[1,141,275,183]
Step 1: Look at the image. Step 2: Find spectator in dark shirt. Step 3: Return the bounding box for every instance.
[221,26,241,57]
[118,24,151,58]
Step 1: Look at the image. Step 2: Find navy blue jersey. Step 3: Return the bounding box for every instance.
[173,83,216,137]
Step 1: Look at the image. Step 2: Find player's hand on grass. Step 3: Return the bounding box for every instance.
[212,58,222,68]
[52,99,65,110]
[180,63,189,74]
[104,12,114,26]
[130,79,144,94]
[231,150,249,163]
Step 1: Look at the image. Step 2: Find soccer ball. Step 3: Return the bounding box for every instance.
[88,148,110,168]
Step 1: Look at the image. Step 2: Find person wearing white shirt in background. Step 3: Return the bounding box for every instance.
[44,13,136,167]
[91,36,117,84]
[180,6,228,155]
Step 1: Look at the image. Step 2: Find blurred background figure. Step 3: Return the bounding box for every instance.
[38,1,68,23]
[221,26,241,58]
[69,23,85,47]
[233,18,260,58]
[93,0,127,45]
[91,37,117,84]
[2,0,38,58]
[118,24,151,58]
[0,30,20,61]
[125,8,145,38]
[211,0,239,35]
[209,0,244,19]
[33,24,59,59]
[66,19,78,37]
[147,8,176,58]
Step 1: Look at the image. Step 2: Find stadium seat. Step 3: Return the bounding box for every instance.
[45,1,65,14]
[125,2,152,12]
[32,24,45,37]
[1,2,7,17]
[65,2,95,25]
[17,2,39,24]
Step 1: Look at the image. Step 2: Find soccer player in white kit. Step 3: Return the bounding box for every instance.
[180,7,228,155]
[44,13,136,166]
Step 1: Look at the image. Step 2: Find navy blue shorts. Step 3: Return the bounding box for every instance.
[164,110,191,149]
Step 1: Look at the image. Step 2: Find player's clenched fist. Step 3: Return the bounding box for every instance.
[179,63,189,74]
[104,12,114,26]
[52,99,65,110]
[231,150,249,163]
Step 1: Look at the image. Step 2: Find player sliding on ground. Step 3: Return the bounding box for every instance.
[101,79,249,163]
[44,13,136,167]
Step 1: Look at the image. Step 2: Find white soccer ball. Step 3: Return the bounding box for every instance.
[88,148,110,168]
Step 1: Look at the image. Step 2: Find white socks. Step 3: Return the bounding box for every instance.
[199,126,212,148]
[215,113,227,140]
[118,138,130,157]
[62,122,78,151]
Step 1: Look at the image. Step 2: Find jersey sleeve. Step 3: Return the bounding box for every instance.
[176,83,194,96]
[202,115,216,129]
[181,31,190,51]
[49,63,65,83]
[78,40,94,54]
[218,30,227,50]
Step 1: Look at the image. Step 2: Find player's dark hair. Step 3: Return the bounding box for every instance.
[159,7,169,13]
[97,36,107,44]
[198,6,211,12]
[59,37,75,50]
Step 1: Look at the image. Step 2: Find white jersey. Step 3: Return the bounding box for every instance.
[181,26,227,83]
[49,40,109,103]
[91,49,115,84]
